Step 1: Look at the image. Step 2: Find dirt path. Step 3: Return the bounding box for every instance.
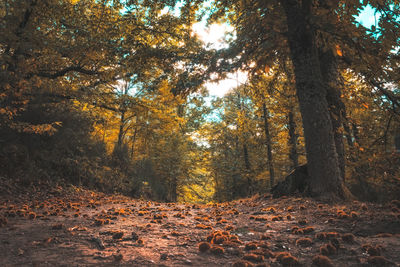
[0,187,399,266]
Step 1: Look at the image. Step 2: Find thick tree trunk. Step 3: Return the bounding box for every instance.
[262,102,275,188]
[319,49,346,181]
[281,0,345,199]
[287,108,299,169]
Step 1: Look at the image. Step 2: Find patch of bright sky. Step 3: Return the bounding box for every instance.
[205,71,248,97]
[192,23,232,50]
[161,3,245,98]
[354,5,381,29]
[191,22,248,97]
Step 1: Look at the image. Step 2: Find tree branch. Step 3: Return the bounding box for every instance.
[34,66,101,79]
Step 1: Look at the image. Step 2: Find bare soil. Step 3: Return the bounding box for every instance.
[0,183,399,266]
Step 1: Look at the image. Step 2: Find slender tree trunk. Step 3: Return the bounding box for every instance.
[343,119,354,147]
[117,109,126,151]
[262,102,275,188]
[243,144,251,170]
[116,83,130,154]
[130,127,137,158]
[287,108,299,169]
[243,143,252,195]
[236,90,253,194]
[169,177,177,202]
[383,114,393,152]
[395,130,400,152]
[281,0,345,199]
[352,122,360,144]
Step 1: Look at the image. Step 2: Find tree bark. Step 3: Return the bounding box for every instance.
[395,130,400,152]
[116,109,126,152]
[352,122,360,144]
[169,177,177,202]
[130,127,137,158]
[319,49,346,181]
[287,108,299,169]
[343,119,354,147]
[243,143,252,195]
[281,0,345,199]
[243,144,251,171]
[243,143,251,170]
[262,102,275,188]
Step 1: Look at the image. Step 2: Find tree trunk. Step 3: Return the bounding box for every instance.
[343,119,354,147]
[281,0,345,199]
[243,143,252,195]
[116,109,126,152]
[169,177,177,202]
[262,102,275,188]
[287,108,299,169]
[319,49,346,181]
[395,130,400,152]
[243,144,251,170]
[130,127,137,158]
[352,122,360,144]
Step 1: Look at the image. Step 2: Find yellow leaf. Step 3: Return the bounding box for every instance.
[362,103,369,109]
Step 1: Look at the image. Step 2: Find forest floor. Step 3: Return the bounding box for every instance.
[0,180,399,266]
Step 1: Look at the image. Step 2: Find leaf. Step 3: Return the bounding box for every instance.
[335,45,343,57]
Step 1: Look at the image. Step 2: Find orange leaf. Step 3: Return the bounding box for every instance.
[335,44,343,57]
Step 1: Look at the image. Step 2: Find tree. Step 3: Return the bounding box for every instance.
[207,0,400,200]
[280,1,345,199]
[0,0,210,195]
[248,65,304,187]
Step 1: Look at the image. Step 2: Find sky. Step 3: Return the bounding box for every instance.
[193,5,378,97]
[355,5,380,29]
[192,23,248,97]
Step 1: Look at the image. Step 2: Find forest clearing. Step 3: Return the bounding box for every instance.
[1,0,400,266]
